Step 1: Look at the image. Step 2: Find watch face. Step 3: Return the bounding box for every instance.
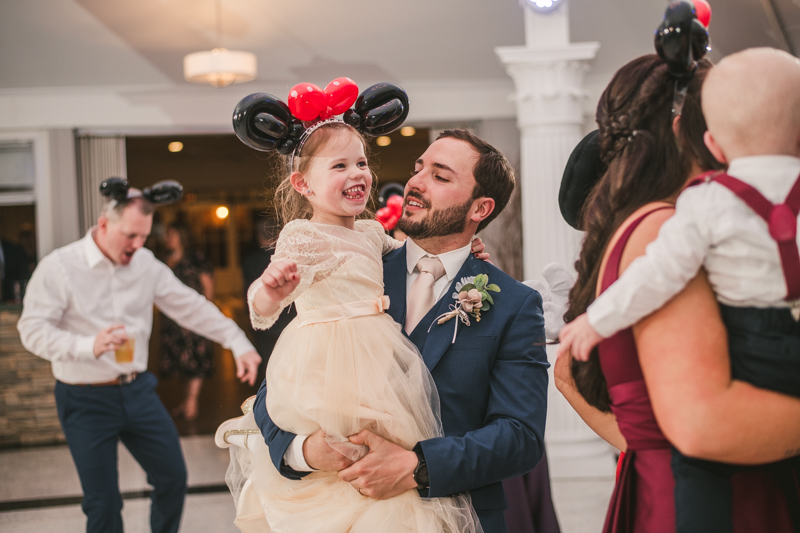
[524,0,562,13]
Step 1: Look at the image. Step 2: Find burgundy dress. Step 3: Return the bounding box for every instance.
[597,207,797,533]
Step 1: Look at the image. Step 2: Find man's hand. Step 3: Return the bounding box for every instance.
[557,313,604,361]
[235,350,261,386]
[93,324,128,357]
[303,429,355,472]
[338,430,418,500]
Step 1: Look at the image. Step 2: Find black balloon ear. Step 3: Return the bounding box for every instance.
[559,130,602,230]
[378,182,406,207]
[143,180,183,206]
[100,177,129,202]
[350,83,410,136]
[233,93,295,152]
[690,18,710,61]
[655,0,704,80]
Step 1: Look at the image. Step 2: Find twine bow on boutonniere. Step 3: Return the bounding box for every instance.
[429,274,501,344]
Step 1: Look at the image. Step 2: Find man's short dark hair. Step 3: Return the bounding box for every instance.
[436,129,516,233]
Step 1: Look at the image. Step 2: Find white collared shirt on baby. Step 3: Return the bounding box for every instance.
[17,229,255,384]
[588,155,800,338]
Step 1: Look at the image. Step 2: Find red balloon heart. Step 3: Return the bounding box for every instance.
[288,83,326,121]
[324,77,359,117]
[694,0,711,27]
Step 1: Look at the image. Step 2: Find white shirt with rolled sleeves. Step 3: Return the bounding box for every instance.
[283,237,472,472]
[17,229,256,384]
[587,155,800,339]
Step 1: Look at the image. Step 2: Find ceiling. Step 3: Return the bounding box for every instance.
[1,0,798,95]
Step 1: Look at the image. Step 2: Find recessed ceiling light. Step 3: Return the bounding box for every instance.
[376,136,391,147]
[215,206,229,219]
[400,127,416,137]
[168,142,184,153]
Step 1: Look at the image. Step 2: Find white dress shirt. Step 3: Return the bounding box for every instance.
[17,229,255,384]
[588,155,800,338]
[284,236,472,472]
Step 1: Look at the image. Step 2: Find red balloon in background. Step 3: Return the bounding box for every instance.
[288,83,326,121]
[693,0,711,27]
[376,195,404,231]
[324,77,359,117]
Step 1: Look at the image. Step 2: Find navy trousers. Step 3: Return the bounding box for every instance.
[55,372,187,533]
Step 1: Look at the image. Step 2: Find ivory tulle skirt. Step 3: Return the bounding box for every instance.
[216,310,481,532]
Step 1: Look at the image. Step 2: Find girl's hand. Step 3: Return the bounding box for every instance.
[557,313,604,361]
[260,259,300,302]
[471,237,491,262]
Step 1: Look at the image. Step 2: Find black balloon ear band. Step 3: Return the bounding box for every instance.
[654,0,711,117]
[232,80,410,170]
[100,177,183,208]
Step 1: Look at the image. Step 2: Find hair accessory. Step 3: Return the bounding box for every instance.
[654,1,711,117]
[232,78,410,166]
[100,177,184,208]
[559,130,603,230]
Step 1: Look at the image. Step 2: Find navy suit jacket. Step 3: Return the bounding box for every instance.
[253,244,549,530]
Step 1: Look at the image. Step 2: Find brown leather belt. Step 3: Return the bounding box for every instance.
[75,372,139,387]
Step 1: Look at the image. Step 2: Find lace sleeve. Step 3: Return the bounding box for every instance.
[247,220,342,330]
[356,219,403,255]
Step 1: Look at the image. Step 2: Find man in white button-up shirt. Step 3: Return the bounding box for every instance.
[18,193,260,533]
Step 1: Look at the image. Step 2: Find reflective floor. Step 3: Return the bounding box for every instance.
[0,435,614,533]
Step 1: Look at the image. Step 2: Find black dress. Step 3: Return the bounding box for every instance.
[160,251,215,378]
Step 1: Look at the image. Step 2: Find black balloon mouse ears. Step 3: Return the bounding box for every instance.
[655,1,710,81]
[100,177,183,207]
[232,79,410,160]
[559,130,602,230]
[655,1,711,117]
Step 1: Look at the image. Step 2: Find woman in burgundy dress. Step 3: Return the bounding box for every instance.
[554,53,800,532]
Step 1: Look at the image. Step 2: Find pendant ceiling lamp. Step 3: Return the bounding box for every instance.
[183,0,257,88]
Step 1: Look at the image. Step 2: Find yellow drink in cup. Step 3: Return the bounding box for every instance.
[115,338,135,364]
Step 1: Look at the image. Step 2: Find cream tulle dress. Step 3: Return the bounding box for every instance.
[215,219,481,533]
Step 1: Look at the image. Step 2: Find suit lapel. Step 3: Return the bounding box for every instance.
[382,245,408,327]
[416,256,481,371]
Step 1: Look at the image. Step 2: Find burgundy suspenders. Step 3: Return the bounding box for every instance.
[687,171,800,302]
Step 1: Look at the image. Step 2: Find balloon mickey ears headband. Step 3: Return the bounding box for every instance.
[232,78,410,166]
[654,0,711,117]
[100,177,184,208]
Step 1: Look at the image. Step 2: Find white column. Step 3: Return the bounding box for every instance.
[497,2,616,478]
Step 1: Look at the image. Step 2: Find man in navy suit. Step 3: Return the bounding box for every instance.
[252,129,549,533]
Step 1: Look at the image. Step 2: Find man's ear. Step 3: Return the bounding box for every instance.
[703,131,728,164]
[471,197,496,224]
[290,172,309,195]
[97,215,109,232]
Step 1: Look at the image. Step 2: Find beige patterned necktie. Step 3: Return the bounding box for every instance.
[405,256,446,333]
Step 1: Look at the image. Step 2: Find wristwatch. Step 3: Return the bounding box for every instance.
[412,443,429,489]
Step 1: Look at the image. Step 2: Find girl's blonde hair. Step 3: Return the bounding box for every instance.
[273,122,376,227]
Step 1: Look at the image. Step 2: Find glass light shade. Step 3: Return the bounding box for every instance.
[183,48,257,88]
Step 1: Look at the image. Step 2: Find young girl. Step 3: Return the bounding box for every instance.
[216,116,482,532]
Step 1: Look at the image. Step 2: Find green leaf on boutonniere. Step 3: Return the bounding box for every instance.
[482,291,494,305]
[486,284,501,292]
[474,274,488,289]
[460,283,476,293]
[481,302,491,312]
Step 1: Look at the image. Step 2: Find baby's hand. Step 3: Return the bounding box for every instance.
[556,313,604,362]
[260,259,300,302]
[471,237,491,263]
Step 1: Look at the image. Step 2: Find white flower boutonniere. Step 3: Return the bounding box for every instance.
[430,274,501,343]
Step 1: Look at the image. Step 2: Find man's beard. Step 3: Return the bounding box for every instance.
[397,195,473,239]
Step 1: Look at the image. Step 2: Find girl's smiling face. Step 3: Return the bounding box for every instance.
[292,127,372,229]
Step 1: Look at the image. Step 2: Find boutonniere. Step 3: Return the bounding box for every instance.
[429,274,501,343]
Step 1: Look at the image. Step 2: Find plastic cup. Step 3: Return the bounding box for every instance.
[115,338,135,363]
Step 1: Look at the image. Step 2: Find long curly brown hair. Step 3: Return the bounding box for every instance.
[567,54,723,412]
